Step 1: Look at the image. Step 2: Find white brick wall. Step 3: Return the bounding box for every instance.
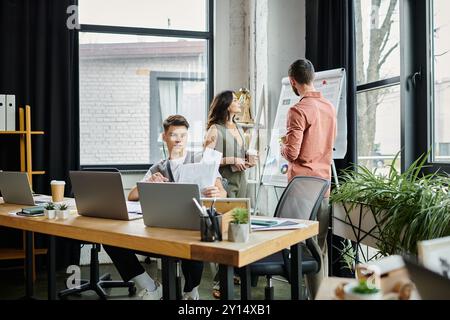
[80,55,203,165]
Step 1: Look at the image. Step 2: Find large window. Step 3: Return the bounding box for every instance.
[432,0,450,163]
[355,0,400,173]
[78,0,212,168]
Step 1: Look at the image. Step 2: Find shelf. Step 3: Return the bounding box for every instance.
[0,248,48,260]
[31,171,46,175]
[0,131,44,135]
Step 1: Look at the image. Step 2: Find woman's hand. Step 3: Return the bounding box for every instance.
[233,157,247,171]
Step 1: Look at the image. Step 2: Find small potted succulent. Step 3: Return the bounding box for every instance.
[57,203,69,220]
[344,278,383,300]
[44,202,56,220]
[228,208,250,243]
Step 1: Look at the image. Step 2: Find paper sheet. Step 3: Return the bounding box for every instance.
[177,148,222,191]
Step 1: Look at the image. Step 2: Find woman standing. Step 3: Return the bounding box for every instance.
[204,90,255,198]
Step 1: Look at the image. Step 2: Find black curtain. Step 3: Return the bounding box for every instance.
[305,0,357,277]
[0,0,80,270]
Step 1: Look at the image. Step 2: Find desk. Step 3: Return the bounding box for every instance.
[0,200,318,300]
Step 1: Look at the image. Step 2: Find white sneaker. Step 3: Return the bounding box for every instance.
[182,287,200,300]
[138,281,162,300]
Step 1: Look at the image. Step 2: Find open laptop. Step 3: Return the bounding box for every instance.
[0,171,48,205]
[137,182,201,230]
[404,257,450,300]
[70,171,142,221]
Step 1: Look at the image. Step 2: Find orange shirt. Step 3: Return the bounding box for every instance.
[281,92,337,196]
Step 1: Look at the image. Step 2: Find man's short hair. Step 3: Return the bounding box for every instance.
[288,59,315,85]
[163,115,190,131]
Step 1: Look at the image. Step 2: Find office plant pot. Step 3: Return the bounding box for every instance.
[44,209,56,220]
[57,210,69,220]
[228,223,250,243]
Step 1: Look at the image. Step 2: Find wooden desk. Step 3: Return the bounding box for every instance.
[0,200,318,300]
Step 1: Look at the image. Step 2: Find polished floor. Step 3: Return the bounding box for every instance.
[0,260,296,300]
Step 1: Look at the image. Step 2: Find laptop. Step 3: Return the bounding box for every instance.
[70,171,142,221]
[137,182,201,230]
[0,171,48,206]
[404,257,450,300]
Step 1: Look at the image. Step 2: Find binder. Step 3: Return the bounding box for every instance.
[0,95,5,131]
[6,95,15,131]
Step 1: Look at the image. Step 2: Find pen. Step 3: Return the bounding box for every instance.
[193,198,207,217]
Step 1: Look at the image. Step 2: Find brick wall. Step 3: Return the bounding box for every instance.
[80,50,204,165]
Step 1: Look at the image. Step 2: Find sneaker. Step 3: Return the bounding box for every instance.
[138,281,162,300]
[182,287,200,300]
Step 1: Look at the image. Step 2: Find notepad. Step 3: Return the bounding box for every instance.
[251,220,279,227]
[17,206,45,217]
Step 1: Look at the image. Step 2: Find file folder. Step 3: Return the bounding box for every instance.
[0,95,5,131]
[6,95,15,131]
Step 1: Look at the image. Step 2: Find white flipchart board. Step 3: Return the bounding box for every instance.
[262,68,347,187]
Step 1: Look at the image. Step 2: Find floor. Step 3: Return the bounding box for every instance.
[0,260,296,300]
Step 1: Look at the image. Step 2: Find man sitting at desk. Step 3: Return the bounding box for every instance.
[104,115,227,300]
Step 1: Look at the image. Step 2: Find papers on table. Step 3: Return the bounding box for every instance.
[251,217,308,231]
[126,201,142,214]
[178,148,222,191]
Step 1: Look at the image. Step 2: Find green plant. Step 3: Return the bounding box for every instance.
[340,240,356,272]
[45,202,55,210]
[231,208,249,224]
[331,151,450,255]
[352,279,380,295]
[58,203,68,211]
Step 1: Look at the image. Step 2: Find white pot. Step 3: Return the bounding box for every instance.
[228,223,250,243]
[44,209,56,220]
[57,210,69,220]
[343,282,383,300]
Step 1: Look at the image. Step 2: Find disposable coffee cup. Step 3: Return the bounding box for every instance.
[51,180,65,203]
[247,149,258,166]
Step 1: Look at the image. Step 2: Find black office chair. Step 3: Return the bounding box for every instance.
[249,176,330,300]
[58,168,136,300]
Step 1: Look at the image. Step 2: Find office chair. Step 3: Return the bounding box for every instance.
[248,176,330,300]
[58,168,136,300]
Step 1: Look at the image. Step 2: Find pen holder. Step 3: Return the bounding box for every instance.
[200,214,222,242]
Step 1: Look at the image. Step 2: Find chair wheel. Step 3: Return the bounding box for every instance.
[128,285,137,296]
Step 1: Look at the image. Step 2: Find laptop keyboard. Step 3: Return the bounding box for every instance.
[126,201,142,214]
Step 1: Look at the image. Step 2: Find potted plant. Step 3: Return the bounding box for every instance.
[57,203,69,220]
[44,202,56,220]
[343,278,382,300]
[331,152,450,258]
[228,208,250,243]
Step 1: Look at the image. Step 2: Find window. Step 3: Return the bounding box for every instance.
[432,0,450,163]
[355,0,400,173]
[78,0,213,168]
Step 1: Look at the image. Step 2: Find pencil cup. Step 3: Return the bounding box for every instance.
[200,215,222,242]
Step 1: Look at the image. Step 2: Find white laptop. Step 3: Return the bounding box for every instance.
[0,171,49,206]
[70,171,142,221]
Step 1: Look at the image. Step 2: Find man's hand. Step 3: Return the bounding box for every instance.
[147,172,169,183]
[202,186,221,198]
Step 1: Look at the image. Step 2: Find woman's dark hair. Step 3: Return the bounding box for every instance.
[207,90,234,129]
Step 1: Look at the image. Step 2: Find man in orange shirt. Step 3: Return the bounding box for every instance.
[280,59,337,297]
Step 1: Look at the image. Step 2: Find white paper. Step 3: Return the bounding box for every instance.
[178,162,217,191]
[251,217,308,231]
[126,201,142,214]
[177,148,222,192]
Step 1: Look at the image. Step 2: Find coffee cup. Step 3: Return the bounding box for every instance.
[51,180,65,203]
[247,149,258,166]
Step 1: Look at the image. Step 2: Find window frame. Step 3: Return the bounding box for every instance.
[401,0,450,173]
[77,0,214,171]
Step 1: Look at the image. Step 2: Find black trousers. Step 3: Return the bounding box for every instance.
[103,245,203,292]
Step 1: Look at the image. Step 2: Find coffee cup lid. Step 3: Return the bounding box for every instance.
[51,180,66,185]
